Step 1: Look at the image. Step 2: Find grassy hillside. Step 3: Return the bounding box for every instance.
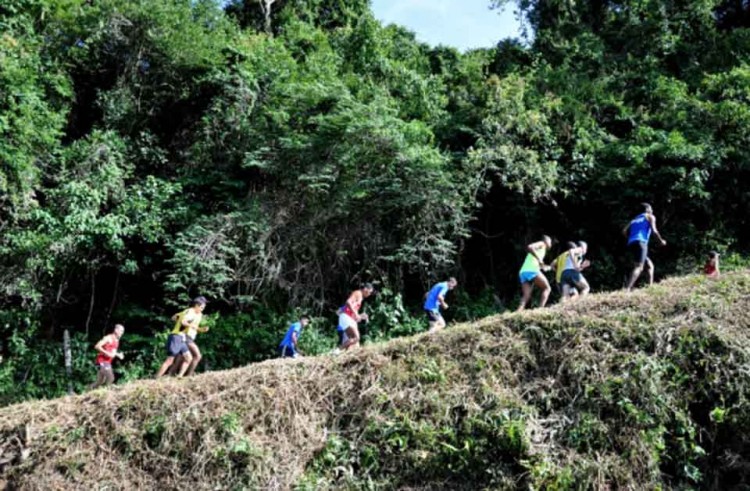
[1,273,749,490]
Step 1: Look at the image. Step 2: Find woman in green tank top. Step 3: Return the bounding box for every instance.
[517,235,553,312]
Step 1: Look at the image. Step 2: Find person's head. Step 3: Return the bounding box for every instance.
[362,283,375,298]
[192,296,208,312]
[578,241,588,255]
[542,235,552,248]
[641,203,653,214]
[566,241,577,250]
[113,324,125,338]
[300,315,310,327]
[447,277,458,289]
[708,251,719,261]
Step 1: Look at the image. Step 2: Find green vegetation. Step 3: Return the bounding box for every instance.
[1,272,748,489]
[1,0,750,404]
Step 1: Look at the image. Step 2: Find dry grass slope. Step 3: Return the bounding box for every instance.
[1,272,749,490]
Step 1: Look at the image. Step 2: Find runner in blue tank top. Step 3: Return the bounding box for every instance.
[278,316,310,358]
[623,203,667,291]
[423,277,458,333]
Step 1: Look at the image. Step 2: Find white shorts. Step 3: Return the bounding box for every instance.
[338,313,357,331]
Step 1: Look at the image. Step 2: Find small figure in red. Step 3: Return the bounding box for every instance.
[704,251,720,278]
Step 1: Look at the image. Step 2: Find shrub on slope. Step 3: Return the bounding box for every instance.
[0,273,749,490]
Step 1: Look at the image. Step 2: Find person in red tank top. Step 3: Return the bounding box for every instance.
[338,283,375,351]
[704,251,720,278]
[89,324,125,390]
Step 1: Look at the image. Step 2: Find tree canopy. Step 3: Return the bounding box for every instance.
[0,0,749,405]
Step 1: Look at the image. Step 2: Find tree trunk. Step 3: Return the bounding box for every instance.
[85,273,95,337]
[63,329,73,395]
[260,0,275,34]
[103,270,120,335]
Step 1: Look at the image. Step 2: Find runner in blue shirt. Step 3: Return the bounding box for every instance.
[623,203,667,291]
[423,277,458,332]
[279,316,310,358]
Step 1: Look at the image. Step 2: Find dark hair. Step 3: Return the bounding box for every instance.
[708,251,719,258]
[362,283,375,291]
[192,296,208,306]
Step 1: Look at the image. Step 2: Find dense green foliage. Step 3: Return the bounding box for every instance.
[1,0,749,404]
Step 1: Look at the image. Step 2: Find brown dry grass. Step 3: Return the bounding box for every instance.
[1,272,749,490]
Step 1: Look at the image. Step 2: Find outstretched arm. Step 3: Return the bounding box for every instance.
[647,214,667,245]
[527,241,547,267]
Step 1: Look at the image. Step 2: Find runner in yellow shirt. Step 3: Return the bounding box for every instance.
[172,301,210,376]
[156,296,207,378]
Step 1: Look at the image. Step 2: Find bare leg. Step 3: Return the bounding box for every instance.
[645,258,655,286]
[167,355,182,376]
[343,326,360,350]
[626,264,644,291]
[576,277,591,297]
[517,282,534,312]
[186,343,202,376]
[428,315,446,333]
[535,274,551,308]
[561,284,571,303]
[89,367,107,390]
[176,352,193,377]
[156,357,175,378]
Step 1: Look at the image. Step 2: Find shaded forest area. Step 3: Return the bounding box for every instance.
[1,0,749,402]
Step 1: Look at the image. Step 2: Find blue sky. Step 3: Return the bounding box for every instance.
[371,0,523,51]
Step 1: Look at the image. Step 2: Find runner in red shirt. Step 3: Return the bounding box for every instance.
[89,324,125,390]
[338,283,374,351]
[704,251,720,278]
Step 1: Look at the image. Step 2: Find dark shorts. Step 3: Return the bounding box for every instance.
[425,309,443,323]
[561,269,583,288]
[629,241,649,265]
[278,345,297,358]
[166,333,189,357]
[186,336,196,345]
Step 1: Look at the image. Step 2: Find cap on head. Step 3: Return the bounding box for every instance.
[542,235,552,247]
[362,283,374,292]
[193,296,208,307]
[642,202,653,214]
[578,241,588,253]
[114,324,125,335]
[566,241,577,249]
